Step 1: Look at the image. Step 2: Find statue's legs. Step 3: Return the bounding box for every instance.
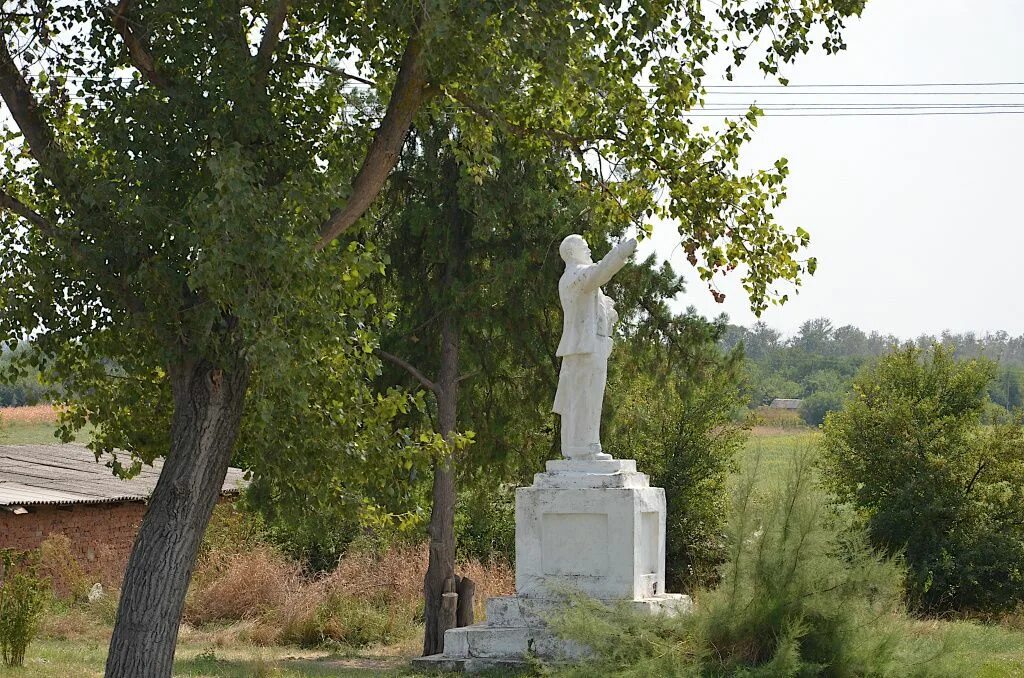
[554,340,611,459]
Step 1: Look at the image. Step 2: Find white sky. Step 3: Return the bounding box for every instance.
[642,0,1024,338]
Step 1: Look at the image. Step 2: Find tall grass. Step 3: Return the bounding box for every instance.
[550,449,962,677]
[183,539,513,649]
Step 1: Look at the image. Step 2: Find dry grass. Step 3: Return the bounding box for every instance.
[749,406,807,429]
[0,404,57,425]
[37,533,89,601]
[183,540,515,649]
[187,546,303,624]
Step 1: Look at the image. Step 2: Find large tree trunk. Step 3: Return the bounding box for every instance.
[105,355,249,678]
[422,311,460,656]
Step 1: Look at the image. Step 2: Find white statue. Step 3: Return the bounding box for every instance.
[552,234,637,459]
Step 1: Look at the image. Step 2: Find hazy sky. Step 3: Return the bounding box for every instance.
[642,0,1024,338]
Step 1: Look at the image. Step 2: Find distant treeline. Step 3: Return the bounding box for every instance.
[725,318,1024,423]
[0,345,47,407]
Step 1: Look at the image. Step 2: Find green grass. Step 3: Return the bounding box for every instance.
[0,413,92,446]
[0,639,422,677]
[738,426,821,490]
[0,421,66,445]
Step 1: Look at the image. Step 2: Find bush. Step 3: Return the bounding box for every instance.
[606,342,747,590]
[37,533,88,601]
[0,551,47,667]
[751,405,806,429]
[550,451,960,677]
[186,546,301,624]
[186,538,514,648]
[274,592,417,648]
[821,345,1024,613]
[455,482,515,564]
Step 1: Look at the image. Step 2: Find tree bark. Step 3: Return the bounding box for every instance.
[422,309,460,656]
[104,354,249,678]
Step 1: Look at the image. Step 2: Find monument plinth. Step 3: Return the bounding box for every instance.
[416,459,691,672]
[413,236,690,672]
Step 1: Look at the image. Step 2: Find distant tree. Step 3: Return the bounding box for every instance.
[798,390,843,426]
[793,317,835,355]
[821,345,1024,613]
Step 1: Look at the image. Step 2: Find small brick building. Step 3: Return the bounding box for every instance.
[0,443,244,585]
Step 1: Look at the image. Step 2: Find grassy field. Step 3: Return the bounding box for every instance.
[4,410,1024,676]
[1,405,66,445]
[0,639,414,678]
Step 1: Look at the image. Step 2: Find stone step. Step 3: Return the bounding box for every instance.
[441,623,587,660]
[484,594,693,628]
[410,654,532,674]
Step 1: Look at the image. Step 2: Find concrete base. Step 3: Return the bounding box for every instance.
[415,458,692,673]
[412,594,692,673]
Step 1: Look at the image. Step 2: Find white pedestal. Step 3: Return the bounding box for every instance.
[414,459,691,673]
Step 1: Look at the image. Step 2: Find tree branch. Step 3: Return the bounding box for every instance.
[106,0,172,91]
[294,61,375,87]
[0,38,65,173]
[0,188,53,234]
[378,349,438,394]
[254,0,289,85]
[315,32,430,250]
[964,460,987,498]
[446,87,606,147]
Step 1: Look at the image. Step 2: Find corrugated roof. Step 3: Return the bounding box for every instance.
[0,444,247,507]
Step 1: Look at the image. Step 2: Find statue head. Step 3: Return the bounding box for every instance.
[559,234,592,265]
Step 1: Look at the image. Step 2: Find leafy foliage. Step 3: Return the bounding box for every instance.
[799,389,845,426]
[821,345,1024,613]
[550,450,959,677]
[727,319,1024,416]
[605,317,747,590]
[0,550,47,668]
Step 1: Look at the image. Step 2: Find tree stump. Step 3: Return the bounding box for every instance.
[438,591,459,642]
[456,576,476,627]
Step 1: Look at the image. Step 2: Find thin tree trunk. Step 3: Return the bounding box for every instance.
[105,355,249,678]
[422,310,460,655]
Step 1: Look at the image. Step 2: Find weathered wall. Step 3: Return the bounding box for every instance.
[0,502,146,585]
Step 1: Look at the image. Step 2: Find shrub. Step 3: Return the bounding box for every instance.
[186,546,301,624]
[0,551,47,667]
[274,591,417,648]
[456,481,516,564]
[186,538,513,648]
[606,345,747,590]
[821,345,1024,613]
[751,405,806,429]
[36,533,88,601]
[550,451,961,677]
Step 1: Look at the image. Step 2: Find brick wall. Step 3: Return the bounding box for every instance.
[0,502,146,586]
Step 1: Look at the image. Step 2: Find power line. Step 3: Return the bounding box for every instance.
[698,103,1024,110]
[686,109,1024,117]
[701,81,1024,88]
[701,90,1024,96]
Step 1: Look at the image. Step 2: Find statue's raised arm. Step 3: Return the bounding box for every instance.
[552,234,637,459]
